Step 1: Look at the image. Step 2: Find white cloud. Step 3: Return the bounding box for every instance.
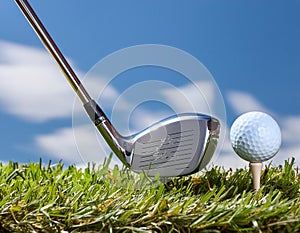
[274,117,300,165]
[274,147,300,165]
[82,75,121,110]
[35,124,120,167]
[214,153,249,169]
[162,81,215,114]
[226,91,274,116]
[0,41,76,122]
[131,108,171,130]
[36,127,81,162]
[281,116,300,145]
[0,41,123,123]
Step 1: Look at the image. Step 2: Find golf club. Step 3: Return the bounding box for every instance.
[14,0,221,177]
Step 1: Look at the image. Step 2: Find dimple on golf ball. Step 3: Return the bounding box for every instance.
[230,111,281,162]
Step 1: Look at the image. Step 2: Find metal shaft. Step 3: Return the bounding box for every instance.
[14,0,91,104]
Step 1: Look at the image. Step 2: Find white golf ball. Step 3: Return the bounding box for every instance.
[230,111,281,162]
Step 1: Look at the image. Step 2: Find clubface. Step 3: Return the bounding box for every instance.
[129,114,220,177]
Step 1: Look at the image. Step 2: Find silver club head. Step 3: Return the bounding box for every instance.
[128,114,220,176]
[85,100,220,177]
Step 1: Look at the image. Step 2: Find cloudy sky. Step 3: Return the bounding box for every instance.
[0,1,299,170]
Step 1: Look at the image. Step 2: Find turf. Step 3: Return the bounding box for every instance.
[0,155,299,232]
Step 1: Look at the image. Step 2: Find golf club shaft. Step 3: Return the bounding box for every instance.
[14,0,91,104]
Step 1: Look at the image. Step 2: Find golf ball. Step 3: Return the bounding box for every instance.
[230,111,281,162]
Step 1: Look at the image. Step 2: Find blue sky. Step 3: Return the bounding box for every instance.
[0,1,299,169]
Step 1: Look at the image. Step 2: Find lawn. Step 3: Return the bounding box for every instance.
[0,155,299,232]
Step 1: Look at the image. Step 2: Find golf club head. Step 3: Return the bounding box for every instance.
[85,100,220,177]
[128,114,220,177]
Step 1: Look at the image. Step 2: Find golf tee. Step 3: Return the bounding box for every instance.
[249,162,262,192]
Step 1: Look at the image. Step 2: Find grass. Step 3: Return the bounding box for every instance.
[0,155,300,232]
